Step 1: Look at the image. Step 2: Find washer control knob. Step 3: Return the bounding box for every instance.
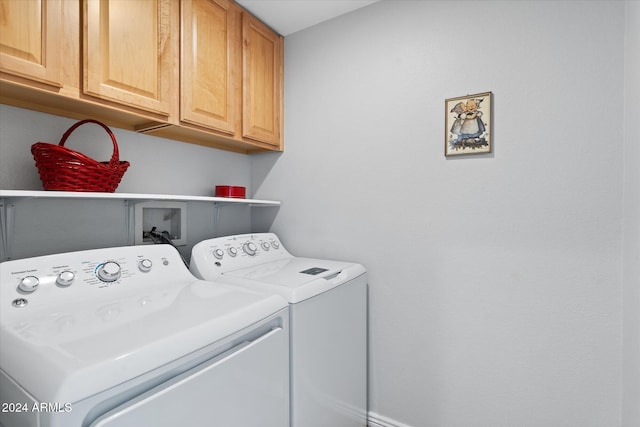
[138,259,153,273]
[213,249,225,260]
[18,276,39,293]
[56,271,75,287]
[96,262,121,282]
[261,242,270,251]
[228,247,238,257]
[243,242,257,256]
[271,241,280,249]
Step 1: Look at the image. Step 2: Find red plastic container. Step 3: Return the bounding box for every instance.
[215,185,246,198]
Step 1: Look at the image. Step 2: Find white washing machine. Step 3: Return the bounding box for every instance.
[0,244,289,427]
[190,233,368,427]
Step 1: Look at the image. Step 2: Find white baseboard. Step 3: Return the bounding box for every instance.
[368,411,414,427]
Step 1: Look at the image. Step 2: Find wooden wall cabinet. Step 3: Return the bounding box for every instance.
[180,0,237,136]
[174,0,283,150]
[83,0,179,118]
[0,0,283,154]
[242,12,283,148]
[0,0,65,88]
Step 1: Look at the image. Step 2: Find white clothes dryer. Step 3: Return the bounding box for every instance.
[0,244,289,427]
[190,233,368,427]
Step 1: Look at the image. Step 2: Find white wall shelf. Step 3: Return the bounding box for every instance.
[0,190,280,260]
[0,190,280,206]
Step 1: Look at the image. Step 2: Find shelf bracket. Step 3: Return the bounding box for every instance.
[0,198,16,261]
[213,202,222,226]
[124,200,135,245]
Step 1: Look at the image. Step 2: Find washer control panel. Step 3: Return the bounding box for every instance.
[0,245,191,312]
[190,233,290,278]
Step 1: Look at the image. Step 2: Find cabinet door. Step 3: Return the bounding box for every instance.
[181,0,237,135]
[84,0,178,116]
[0,0,64,87]
[242,13,283,148]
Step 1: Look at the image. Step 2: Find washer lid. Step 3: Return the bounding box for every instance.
[222,257,366,303]
[0,280,286,404]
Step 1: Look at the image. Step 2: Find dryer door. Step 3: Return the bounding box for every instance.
[90,326,288,427]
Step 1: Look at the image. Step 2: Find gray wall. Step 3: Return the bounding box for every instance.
[253,1,632,426]
[623,2,640,426]
[0,105,255,261]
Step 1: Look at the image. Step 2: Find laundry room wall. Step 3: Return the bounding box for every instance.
[622,1,640,426]
[252,1,632,426]
[0,105,254,261]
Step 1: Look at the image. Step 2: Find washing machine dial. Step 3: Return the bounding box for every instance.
[138,259,153,273]
[261,242,270,251]
[56,270,75,287]
[228,247,238,257]
[242,242,257,256]
[213,249,225,260]
[96,261,121,282]
[271,241,280,249]
[18,276,39,293]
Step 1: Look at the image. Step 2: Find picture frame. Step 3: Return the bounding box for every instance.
[445,91,492,156]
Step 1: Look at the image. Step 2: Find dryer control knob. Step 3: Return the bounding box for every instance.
[138,259,153,273]
[243,242,257,256]
[18,276,39,293]
[97,262,121,282]
[56,270,75,287]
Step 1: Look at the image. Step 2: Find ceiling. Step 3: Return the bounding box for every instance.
[235,0,380,36]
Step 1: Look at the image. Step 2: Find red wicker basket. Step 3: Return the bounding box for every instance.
[31,119,130,192]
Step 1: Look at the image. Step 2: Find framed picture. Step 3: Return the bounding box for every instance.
[445,91,492,156]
